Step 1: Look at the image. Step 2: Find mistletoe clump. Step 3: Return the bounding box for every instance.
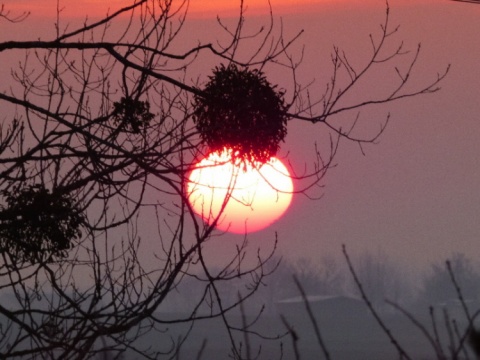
[112,97,155,133]
[0,185,84,264]
[193,64,288,165]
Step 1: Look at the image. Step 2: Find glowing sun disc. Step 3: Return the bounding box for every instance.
[187,150,293,233]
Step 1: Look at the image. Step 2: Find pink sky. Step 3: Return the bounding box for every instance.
[2,0,480,272]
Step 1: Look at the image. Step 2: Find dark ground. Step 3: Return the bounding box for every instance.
[133,303,475,359]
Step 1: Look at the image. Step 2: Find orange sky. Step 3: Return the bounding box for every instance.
[4,0,388,19]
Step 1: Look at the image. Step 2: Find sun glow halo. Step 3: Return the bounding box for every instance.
[187,149,293,233]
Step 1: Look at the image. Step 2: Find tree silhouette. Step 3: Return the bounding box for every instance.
[451,0,480,4]
[0,0,448,358]
[351,250,411,309]
[421,253,480,306]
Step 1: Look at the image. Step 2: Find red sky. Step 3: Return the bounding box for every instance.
[4,0,431,19]
[6,0,327,18]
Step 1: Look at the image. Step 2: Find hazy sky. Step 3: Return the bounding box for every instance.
[2,0,480,274]
[270,0,480,272]
[206,0,480,273]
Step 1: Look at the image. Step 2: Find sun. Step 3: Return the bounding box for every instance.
[187,149,293,233]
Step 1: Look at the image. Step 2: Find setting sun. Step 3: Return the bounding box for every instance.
[187,149,293,233]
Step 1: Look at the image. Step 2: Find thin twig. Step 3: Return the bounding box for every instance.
[342,245,412,360]
[292,275,331,360]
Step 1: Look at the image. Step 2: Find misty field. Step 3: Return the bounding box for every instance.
[131,300,475,359]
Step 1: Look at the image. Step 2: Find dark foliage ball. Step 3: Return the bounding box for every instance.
[193,64,288,164]
[0,185,84,264]
[112,97,154,134]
